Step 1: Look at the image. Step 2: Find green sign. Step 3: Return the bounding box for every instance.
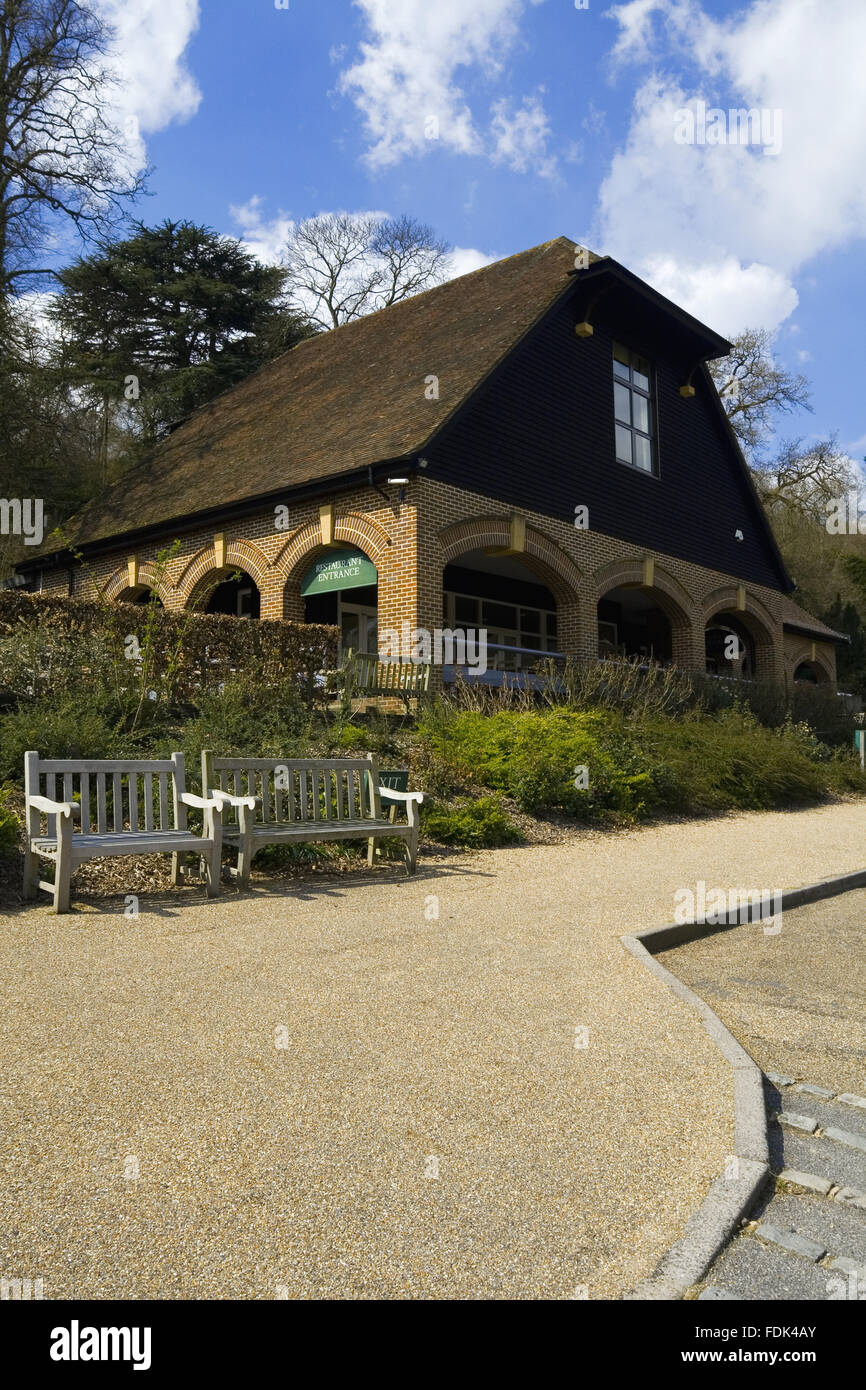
[300,547,377,597]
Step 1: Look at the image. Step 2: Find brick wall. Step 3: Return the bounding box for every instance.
[35,474,837,686]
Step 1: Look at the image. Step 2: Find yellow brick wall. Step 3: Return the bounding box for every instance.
[35,474,837,686]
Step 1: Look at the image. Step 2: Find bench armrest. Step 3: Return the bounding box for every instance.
[379,788,424,805]
[28,796,81,819]
[208,789,260,810]
[180,792,224,812]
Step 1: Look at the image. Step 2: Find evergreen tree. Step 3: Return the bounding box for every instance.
[52,220,314,448]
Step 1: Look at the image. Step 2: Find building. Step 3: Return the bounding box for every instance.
[17,237,842,686]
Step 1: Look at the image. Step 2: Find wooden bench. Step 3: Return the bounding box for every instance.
[343,649,431,705]
[201,751,423,887]
[23,751,224,913]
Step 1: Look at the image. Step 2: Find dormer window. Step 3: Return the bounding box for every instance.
[613,342,654,474]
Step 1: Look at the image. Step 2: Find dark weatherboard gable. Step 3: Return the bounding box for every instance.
[423,277,791,594]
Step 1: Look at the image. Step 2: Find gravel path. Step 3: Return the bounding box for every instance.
[657,889,866,1096]
[1,802,864,1300]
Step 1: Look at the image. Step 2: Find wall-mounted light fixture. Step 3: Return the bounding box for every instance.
[387,475,409,503]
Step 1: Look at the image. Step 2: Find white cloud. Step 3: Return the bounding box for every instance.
[229,197,295,266]
[490,93,557,177]
[94,0,202,169]
[597,0,866,334]
[339,0,555,174]
[446,246,499,278]
[639,253,798,340]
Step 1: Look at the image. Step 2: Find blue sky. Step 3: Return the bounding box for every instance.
[98,0,864,465]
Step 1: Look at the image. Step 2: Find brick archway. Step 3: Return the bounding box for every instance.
[438,515,584,656]
[275,512,394,622]
[593,558,700,668]
[703,586,781,681]
[100,563,176,608]
[177,540,273,610]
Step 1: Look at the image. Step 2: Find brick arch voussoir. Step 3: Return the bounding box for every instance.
[178,541,270,611]
[274,512,393,583]
[702,587,777,644]
[100,563,176,607]
[438,516,583,607]
[593,559,697,630]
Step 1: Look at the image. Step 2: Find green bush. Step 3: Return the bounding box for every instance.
[0,694,126,783]
[422,795,523,847]
[0,786,20,856]
[420,706,665,821]
[419,703,866,823]
[181,671,312,765]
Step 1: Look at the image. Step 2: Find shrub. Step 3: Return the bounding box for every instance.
[0,694,125,783]
[181,671,311,765]
[0,786,20,856]
[0,590,338,708]
[418,702,866,824]
[422,795,523,847]
[420,706,665,820]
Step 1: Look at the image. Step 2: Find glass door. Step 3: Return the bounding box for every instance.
[339,601,378,657]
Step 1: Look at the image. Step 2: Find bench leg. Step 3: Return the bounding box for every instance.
[367,835,376,867]
[404,801,420,876]
[53,821,73,913]
[171,853,184,886]
[203,811,223,899]
[23,841,39,900]
[404,829,418,876]
[233,811,254,889]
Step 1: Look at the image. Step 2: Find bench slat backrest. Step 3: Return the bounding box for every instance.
[24,752,187,835]
[202,751,383,827]
[350,651,431,695]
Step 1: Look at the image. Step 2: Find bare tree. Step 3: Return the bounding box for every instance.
[753,435,859,521]
[0,0,146,298]
[284,212,450,329]
[708,327,811,459]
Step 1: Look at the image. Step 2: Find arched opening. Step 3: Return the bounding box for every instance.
[115,585,163,607]
[705,612,756,679]
[793,660,830,685]
[598,586,675,664]
[191,568,261,618]
[443,548,559,674]
[300,545,378,658]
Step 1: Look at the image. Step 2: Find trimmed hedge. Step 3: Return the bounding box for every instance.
[0,591,339,704]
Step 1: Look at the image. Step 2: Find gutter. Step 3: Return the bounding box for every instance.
[15,456,420,575]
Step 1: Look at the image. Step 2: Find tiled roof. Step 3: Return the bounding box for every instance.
[34,236,594,556]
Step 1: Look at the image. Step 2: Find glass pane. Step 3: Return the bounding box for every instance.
[520,608,540,635]
[633,358,650,392]
[634,434,653,472]
[613,343,630,380]
[614,381,631,423]
[632,393,649,433]
[546,613,557,637]
[483,602,518,628]
[615,424,633,464]
[455,595,478,624]
[341,612,361,652]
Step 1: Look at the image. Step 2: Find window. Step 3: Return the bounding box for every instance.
[613,342,654,474]
[443,590,558,669]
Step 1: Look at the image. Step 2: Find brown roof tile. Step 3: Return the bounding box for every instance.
[37,236,591,556]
